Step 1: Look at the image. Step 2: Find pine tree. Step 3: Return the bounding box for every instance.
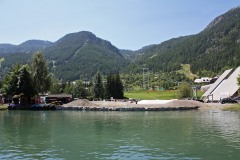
[18,65,36,104]
[18,65,36,97]
[93,72,104,100]
[3,64,22,96]
[3,64,36,104]
[105,75,112,99]
[105,73,124,99]
[30,51,52,94]
[115,73,124,99]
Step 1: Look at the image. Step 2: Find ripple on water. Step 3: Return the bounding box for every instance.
[1,111,240,159]
[0,147,65,160]
[85,145,201,160]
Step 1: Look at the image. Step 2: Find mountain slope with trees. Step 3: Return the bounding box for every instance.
[127,7,240,77]
[45,31,130,81]
[0,7,240,81]
[0,31,130,81]
[0,40,52,54]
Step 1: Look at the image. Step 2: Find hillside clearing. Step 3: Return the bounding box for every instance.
[177,64,198,80]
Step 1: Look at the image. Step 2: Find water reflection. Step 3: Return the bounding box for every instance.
[196,110,240,150]
[1,110,240,159]
[0,111,62,159]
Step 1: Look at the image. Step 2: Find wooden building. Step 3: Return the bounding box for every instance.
[46,94,72,104]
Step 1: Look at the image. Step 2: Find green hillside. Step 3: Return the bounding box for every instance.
[0,40,52,54]
[44,31,130,81]
[0,31,130,81]
[0,8,240,81]
[177,64,198,80]
[127,7,240,77]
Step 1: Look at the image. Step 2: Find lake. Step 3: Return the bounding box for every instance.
[0,110,240,159]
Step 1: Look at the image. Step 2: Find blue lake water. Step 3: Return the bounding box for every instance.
[0,110,240,159]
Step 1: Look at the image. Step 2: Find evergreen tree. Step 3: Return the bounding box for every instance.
[3,64,36,104]
[30,51,52,94]
[73,80,88,98]
[105,74,114,99]
[105,75,111,99]
[18,65,36,97]
[49,76,63,94]
[18,65,36,104]
[63,81,88,98]
[64,82,73,95]
[3,64,22,96]
[105,73,124,99]
[93,72,104,100]
[115,73,124,99]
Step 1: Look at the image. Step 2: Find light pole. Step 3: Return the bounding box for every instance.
[143,68,149,90]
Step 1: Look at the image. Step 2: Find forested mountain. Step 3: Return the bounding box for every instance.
[44,31,129,81]
[127,7,240,76]
[0,40,52,54]
[1,7,240,81]
[123,36,192,73]
[120,44,158,62]
[0,31,130,81]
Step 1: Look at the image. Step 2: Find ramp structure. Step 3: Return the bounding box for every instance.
[202,67,240,102]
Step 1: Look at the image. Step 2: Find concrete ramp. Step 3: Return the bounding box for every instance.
[202,67,240,101]
[202,68,232,98]
[212,67,240,101]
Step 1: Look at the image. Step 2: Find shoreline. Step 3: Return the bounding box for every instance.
[60,99,229,111]
[2,99,235,111]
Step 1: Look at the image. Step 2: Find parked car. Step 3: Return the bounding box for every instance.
[219,98,238,104]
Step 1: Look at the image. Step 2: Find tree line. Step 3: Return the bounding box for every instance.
[0,51,124,106]
[2,51,51,105]
[93,72,124,100]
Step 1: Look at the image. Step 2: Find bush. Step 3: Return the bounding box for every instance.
[177,82,192,99]
[0,104,8,110]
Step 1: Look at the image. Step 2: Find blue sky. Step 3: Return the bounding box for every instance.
[0,0,239,50]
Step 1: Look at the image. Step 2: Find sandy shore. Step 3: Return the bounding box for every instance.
[61,99,231,111]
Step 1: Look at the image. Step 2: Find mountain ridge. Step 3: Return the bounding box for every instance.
[0,40,52,54]
[1,7,240,80]
[126,7,240,76]
[0,31,130,81]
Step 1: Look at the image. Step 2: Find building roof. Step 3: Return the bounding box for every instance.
[194,77,212,83]
[202,68,232,98]
[47,94,72,98]
[212,67,240,100]
[202,67,240,101]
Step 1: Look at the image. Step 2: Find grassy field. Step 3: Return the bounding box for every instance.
[124,90,177,100]
[223,104,240,111]
[177,64,198,80]
[124,89,204,100]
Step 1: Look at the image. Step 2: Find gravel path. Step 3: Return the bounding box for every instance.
[62,99,226,110]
